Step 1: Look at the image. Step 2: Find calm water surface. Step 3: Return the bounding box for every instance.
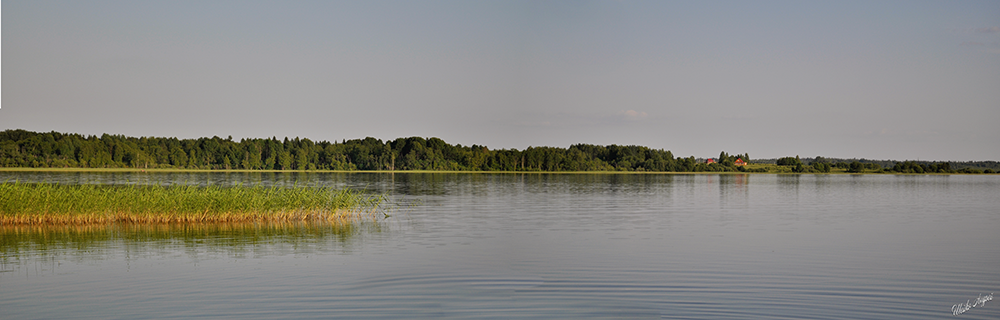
[2,172,998,319]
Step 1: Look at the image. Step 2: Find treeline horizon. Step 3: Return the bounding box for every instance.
[1,129,997,173]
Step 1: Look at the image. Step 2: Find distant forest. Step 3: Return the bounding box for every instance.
[1,129,996,173]
[0,130,744,172]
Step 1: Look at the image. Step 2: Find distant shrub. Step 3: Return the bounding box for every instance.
[776,156,802,166]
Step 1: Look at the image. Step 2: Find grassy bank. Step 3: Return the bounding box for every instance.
[0,182,386,225]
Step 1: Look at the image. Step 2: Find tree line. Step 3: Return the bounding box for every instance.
[1,129,753,172]
[767,155,997,174]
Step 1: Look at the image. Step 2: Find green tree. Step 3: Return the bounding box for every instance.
[295,149,309,170]
[813,162,831,173]
[246,141,263,170]
[170,146,188,168]
[279,151,292,170]
[848,161,863,173]
[777,156,802,166]
[793,163,806,173]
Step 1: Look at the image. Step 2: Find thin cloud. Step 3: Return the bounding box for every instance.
[513,120,552,127]
[865,128,892,136]
[621,110,648,119]
[960,41,985,46]
[974,26,1000,34]
[864,128,940,137]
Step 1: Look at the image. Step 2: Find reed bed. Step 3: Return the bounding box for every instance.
[0,182,387,225]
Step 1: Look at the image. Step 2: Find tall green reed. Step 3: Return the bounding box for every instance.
[0,182,387,225]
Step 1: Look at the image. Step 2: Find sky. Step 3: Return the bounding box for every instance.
[3,0,999,161]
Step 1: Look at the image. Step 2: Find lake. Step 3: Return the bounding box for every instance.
[2,172,998,319]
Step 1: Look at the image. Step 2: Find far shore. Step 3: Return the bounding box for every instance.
[0,167,982,175]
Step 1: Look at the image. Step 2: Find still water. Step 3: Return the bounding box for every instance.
[2,172,998,319]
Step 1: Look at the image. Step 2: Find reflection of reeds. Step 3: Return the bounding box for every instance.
[0,221,379,258]
[0,182,386,225]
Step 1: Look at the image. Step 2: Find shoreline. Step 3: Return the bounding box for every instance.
[0,167,985,175]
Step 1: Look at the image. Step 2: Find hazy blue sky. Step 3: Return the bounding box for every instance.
[3,1,999,160]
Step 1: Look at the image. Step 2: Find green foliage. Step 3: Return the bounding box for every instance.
[847,161,864,173]
[812,162,832,173]
[4,129,990,174]
[0,182,386,224]
[713,151,750,167]
[3,130,750,173]
[793,163,806,173]
[887,161,966,174]
[776,156,802,166]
